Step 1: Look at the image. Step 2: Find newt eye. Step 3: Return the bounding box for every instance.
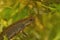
[29,18,33,21]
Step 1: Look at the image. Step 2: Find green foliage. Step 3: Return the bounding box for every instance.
[0,0,60,40]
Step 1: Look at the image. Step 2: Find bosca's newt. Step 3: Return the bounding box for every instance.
[0,16,34,40]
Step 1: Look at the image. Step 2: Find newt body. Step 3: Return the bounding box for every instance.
[0,16,34,40]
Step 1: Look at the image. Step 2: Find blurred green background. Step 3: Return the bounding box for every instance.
[0,0,60,40]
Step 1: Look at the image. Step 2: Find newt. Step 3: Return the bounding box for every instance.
[0,16,34,40]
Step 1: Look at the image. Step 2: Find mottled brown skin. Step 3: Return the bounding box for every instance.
[0,16,34,40]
